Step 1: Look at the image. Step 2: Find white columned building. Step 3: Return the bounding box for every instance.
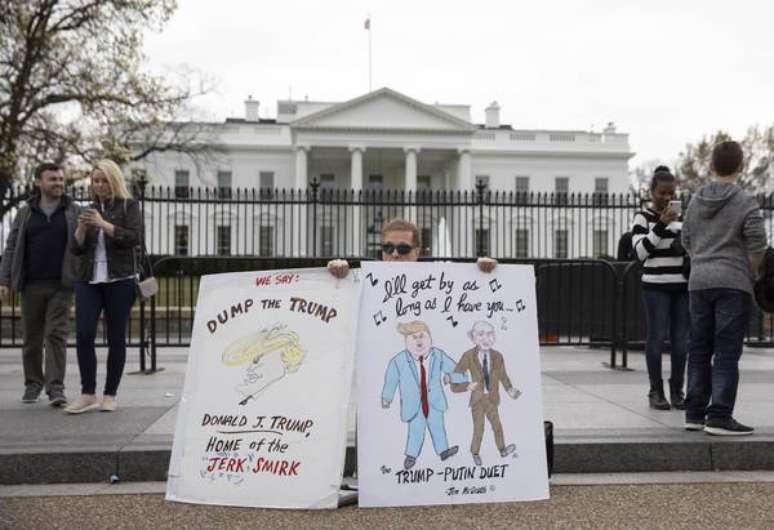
[132,87,635,259]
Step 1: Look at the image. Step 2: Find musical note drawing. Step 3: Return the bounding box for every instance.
[380,465,392,475]
[515,299,526,312]
[373,310,388,326]
[489,278,503,293]
[366,273,378,287]
[446,315,458,328]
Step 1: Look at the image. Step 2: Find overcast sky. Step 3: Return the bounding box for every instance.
[143,0,774,169]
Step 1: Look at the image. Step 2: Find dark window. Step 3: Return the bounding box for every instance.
[321,226,335,256]
[260,171,274,199]
[259,226,273,257]
[554,177,569,205]
[475,228,491,256]
[593,229,608,257]
[175,170,190,198]
[593,177,609,206]
[216,226,231,256]
[515,229,529,258]
[174,225,189,256]
[554,229,568,258]
[217,171,232,199]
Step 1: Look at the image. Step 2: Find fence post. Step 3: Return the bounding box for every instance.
[476,180,486,257]
[138,175,148,373]
[310,178,319,257]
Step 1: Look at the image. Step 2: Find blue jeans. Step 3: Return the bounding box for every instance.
[74,279,136,396]
[642,289,689,389]
[685,289,751,424]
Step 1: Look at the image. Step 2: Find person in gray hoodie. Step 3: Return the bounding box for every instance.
[681,140,767,436]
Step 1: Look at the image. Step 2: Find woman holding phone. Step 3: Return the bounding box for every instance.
[631,166,689,410]
[65,160,141,414]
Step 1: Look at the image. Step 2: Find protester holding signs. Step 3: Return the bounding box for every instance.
[326,218,497,275]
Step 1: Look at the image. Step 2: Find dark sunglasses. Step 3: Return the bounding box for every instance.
[381,243,414,256]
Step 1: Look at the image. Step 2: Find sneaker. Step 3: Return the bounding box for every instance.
[21,385,42,403]
[404,456,416,470]
[685,420,705,431]
[100,395,117,412]
[64,394,100,414]
[472,454,482,466]
[48,390,67,407]
[704,418,754,437]
[500,444,516,457]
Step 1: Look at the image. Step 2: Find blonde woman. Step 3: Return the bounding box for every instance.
[65,160,142,414]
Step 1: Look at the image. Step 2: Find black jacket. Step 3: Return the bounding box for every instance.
[70,198,142,281]
[0,194,82,291]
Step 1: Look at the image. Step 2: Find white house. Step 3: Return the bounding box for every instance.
[130,88,635,259]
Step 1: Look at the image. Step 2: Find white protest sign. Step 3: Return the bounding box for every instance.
[356,262,549,507]
[166,269,358,509]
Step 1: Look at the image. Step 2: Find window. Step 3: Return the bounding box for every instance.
[515,229,529,258]
[318,174,335,188]
[259,226,274,257]
[554,177,569,205]
[515,176,530,204]
[175,170,190,198]
[216,225,231,256]
[593,177,609,206]
[260,171,274,188]
[554,229,568,258]
[475,228,490,257]
[174,225,189,256]
[420,227,433,256]
[417,175,432,202]
[259,171,274,199]
[368,174,383,187]
[321,226,335,256]
[217,171,232,199]
[593,229,608,258]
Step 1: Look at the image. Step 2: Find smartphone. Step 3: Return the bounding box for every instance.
[669,200,682,215]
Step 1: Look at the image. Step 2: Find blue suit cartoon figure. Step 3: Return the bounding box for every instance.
[381,321,469,470]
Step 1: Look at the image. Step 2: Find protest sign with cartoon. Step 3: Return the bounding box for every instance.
[166,269,358,509]
[356,262,549,507]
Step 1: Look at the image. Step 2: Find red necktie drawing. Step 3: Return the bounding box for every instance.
[419,355,429,418]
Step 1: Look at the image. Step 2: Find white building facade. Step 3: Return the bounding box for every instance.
[131,88,635,259]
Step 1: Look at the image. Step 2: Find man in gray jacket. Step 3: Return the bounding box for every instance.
[681,141,767,436]
[0,163,81,406]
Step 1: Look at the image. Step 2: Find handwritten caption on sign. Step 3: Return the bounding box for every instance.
[389,462,515,498]
[206,297,339,335]
[366,271,527,328]
[199,414,315,483]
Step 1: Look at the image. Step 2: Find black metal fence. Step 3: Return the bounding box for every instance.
[3,181,774,261]
[1,182,774,356]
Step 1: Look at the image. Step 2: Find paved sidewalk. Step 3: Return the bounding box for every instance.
[1,345,773,484]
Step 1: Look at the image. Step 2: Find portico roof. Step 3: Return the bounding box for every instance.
[290,87,476,133]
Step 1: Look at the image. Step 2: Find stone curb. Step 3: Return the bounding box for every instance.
[3,442,774,485]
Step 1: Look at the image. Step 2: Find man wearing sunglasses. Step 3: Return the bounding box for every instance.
[327,219,497,276]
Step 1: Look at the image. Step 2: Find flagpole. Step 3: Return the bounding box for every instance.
[368,15,372,92]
